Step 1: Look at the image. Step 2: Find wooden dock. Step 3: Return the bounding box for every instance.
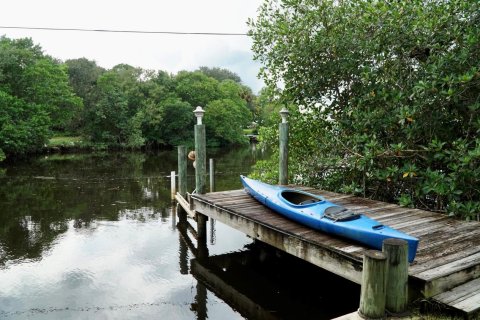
[189,187,480,318]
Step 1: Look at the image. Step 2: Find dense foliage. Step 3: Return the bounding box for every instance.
[249,0,480,218]
[0,36,259,160]
[0,37,81,157]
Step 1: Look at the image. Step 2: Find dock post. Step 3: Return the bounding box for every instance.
[383,238,409,314]
[194,106,206,194]
[170,170,176,202]
[178,145,187,198]
[193,106,208,252]
[209,158,215,193]
[197,212,209,261]
[171,204,177,230]
[197,214,208,240]
[279,107,289,185]
[359,250,387,319]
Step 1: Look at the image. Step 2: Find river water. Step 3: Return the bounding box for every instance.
[0,147,359,319]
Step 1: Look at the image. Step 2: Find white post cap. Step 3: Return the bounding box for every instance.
[194,106,205,125]
[280,107,290,123]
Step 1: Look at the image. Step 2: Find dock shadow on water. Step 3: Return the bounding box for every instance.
[187,236,360,320]
[0,146,358,319]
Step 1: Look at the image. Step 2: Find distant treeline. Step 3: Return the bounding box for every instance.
[0,36,275,162]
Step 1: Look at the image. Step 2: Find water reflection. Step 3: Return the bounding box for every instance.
[0,147,265,268]
[174,199,359,320]
[0,216,220,319]
[0,145,359,319]
[188,240,361,320]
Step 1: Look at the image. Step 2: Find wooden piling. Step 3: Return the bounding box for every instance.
[195,124,206,194]
[209,158,215,193]
[170,170,176,202]
[197,214,208,239]
[279,122,289,185]
[383,238,409,314]
[178,145,187,197]
[359,250,387,319]
[171,204,177,229]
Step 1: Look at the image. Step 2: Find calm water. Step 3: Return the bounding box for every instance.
[0,147,359,319]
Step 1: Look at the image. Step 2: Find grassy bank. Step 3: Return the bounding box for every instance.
[45,136,115,152]
[47,136,85,148]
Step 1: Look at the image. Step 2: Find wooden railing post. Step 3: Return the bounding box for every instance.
[279,107,289,185]
[383,238,409,314]
[359,250,387,319]
[178,145,187,198]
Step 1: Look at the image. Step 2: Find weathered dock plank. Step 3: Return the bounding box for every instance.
[410,244,480,274]
[189,187,480,315]
[432,277,480,318]
[401,217,453,236]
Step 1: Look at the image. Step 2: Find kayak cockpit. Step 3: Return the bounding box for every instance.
[280,190,324,206]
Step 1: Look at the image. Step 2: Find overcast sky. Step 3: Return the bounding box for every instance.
[0,0,264,93]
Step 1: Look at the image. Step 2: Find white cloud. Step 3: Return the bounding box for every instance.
[0,0,264,92]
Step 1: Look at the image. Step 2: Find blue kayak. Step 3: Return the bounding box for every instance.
[240,175,419,263]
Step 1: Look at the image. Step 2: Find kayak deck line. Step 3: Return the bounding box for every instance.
[187,187,480,317]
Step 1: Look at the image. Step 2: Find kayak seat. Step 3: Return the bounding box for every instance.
[299,199,318,205]
[281,191,323,205]
[324,206,361,222]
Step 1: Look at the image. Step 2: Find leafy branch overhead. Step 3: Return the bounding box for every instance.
[249,0,480,219]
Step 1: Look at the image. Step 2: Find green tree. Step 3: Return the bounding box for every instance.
[138,71,189,147]
[0,36,81,158]
[0,91,50,156]
[249,0,480,218]
[23,58,82,132]
[65,58,105,132]
[198,79,253,146]
[157,98,193,146]
[84,67,144,147]
[143,70,176,102]
[0,37,44,95]
[65,58,105,101]
[254,87,282,126]
[205,98,251,146]
[140,97,193,147]
[198,66,242,83]
[174,71,220,107]
[0,37,81,132]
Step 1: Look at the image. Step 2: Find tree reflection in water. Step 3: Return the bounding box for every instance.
[0,145,360,319]
[0,146,266,268]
